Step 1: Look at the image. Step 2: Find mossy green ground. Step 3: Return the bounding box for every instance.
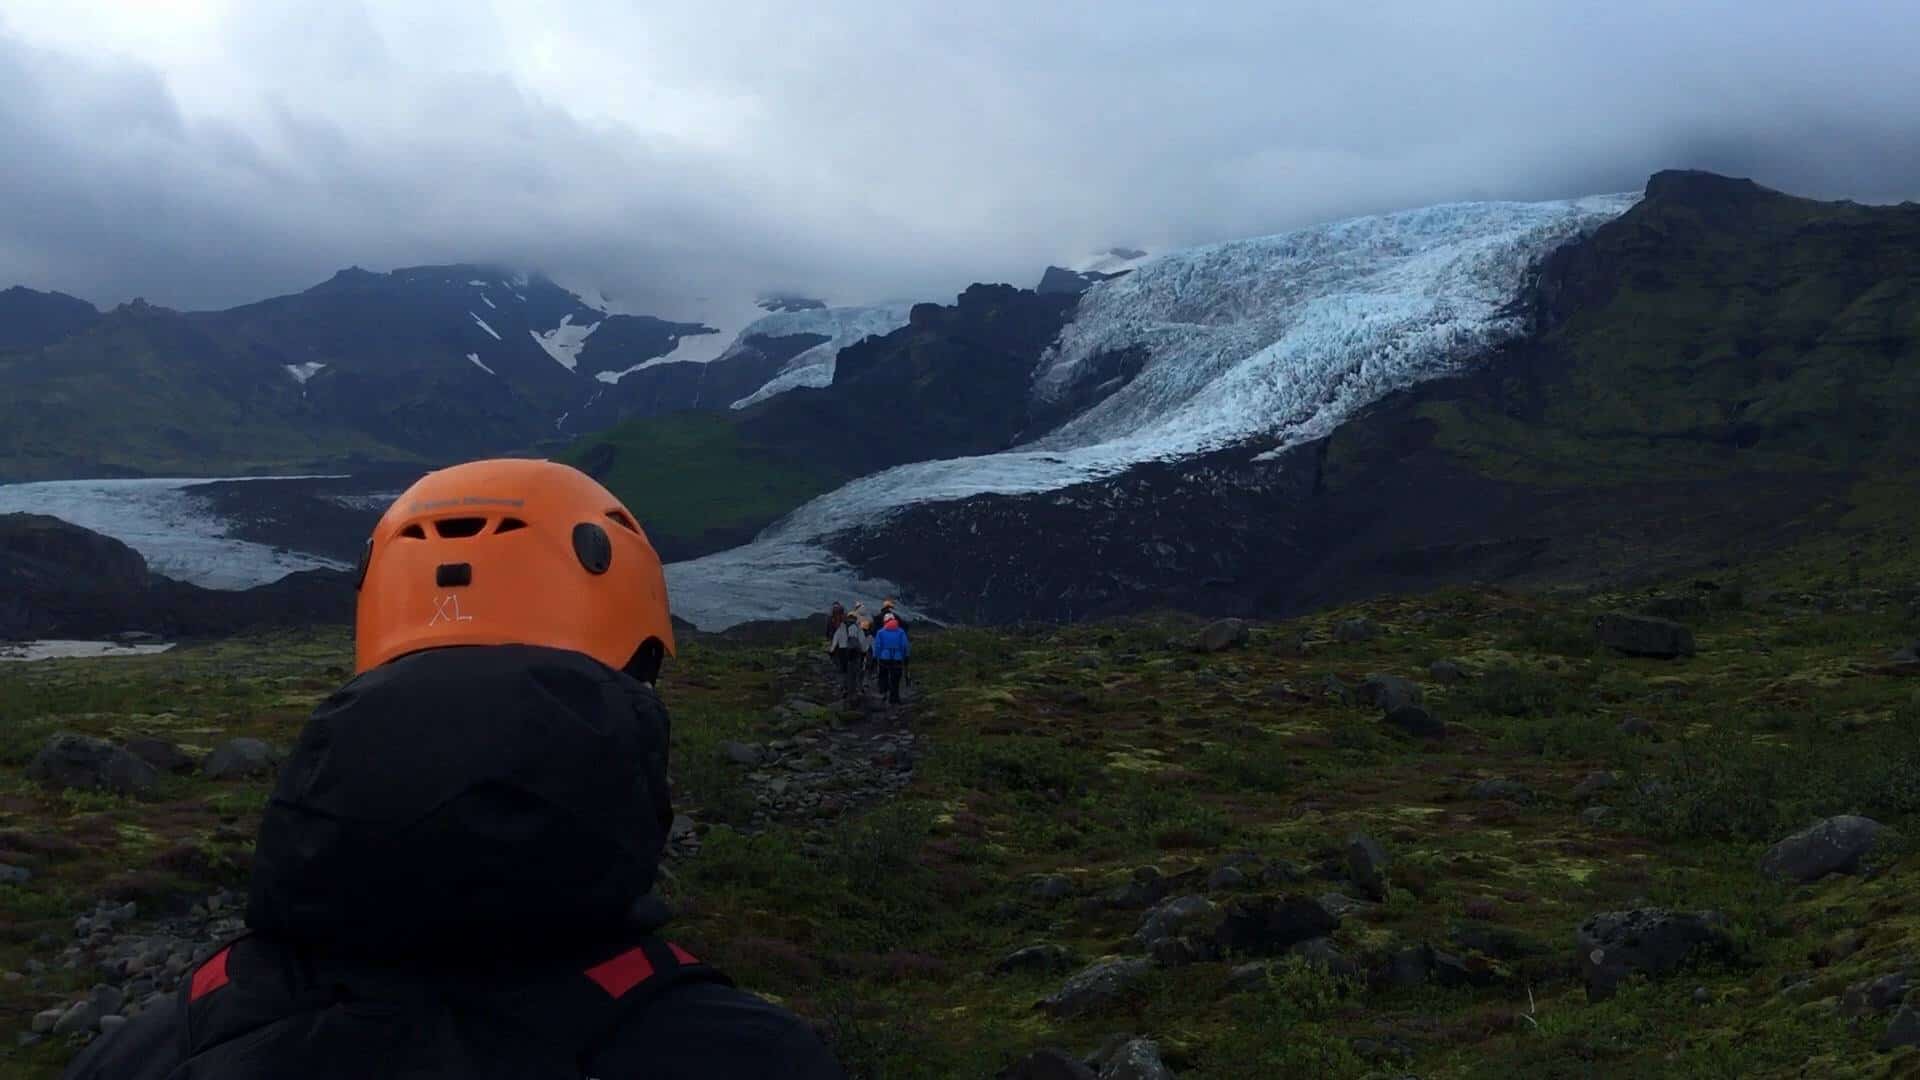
[5,559,1920,1076]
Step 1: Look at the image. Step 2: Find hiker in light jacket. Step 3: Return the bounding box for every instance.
[829,614,868,701]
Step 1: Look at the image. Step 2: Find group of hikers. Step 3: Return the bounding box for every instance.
[67,459,847,1078]
[825,598,912,705]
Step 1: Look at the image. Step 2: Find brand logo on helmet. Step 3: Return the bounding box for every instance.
[430,595,475,625]
[409,495,528,513]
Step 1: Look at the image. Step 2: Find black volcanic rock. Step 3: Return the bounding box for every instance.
[1037,266,1123,296]
[0,513,353,640]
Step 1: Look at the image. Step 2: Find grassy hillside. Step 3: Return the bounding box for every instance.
[563,411,849,560]
[6,532,1920,1076]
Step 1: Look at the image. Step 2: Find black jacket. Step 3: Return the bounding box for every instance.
[65,645,843,1079]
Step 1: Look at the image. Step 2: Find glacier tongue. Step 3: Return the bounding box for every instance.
[726,303,918,409]
[669,193,1637,630]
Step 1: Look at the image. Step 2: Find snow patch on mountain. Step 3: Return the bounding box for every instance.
[480,294,497,310]
[283,362,326,384]
[470,313,502,340]
[668,193,1637,629]
[466,352,495,375]
[727,302,918,409]
[530,315,600,372]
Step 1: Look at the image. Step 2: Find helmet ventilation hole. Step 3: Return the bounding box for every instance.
[605,510,640,534]
[495,518,528,534]
[433,517,489,539]
[399,524,427,540]
[572,523,613,574]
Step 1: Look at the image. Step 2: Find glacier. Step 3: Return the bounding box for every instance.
[666,193,1638,629]
[0,477,352,589]
[725,303,918,409]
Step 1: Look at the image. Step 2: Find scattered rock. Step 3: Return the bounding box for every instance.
[1580,806,1616,826]
[1192,619,1251,653]
[1357,675,1422,713]
[1227,961,1273,991]
[1136,895,1219,949]
[1693,986,1712,1006]
[1096,1038,1174,1080]
[1593,614,1696,659]
[1617,716,1658,738]
[1468,778,1536,804]
[1840,971,1910,1017]
[1289,936,1358,979]
[1571,771,1619,801]
[1884,1005,1920,1051]
[1317,892,1379,919]
[91,983,124,1017]
[1323,674,1357,706]
[1037,958,1154,1018]
[98,1014,128,1035]
[124,737,195,774]
[1272,629,1309,657]
[31,1008,63,1034]
[1760,815,1885,883]
[1383,705,1444,738]
[723,741,765,767]
[999,1049,1098,1080]
[1447,921,1548,961]
[1030,875,1075,901]
[1206,865,1246,891]
[1335,618,1378,643]
[1346,833,1390,900]
[1380,945,1433,989]
[1149,936,1215,967]
[201,737,277,780]
[995,944,1078,977]
[1429,660,1466,683]
[1576,909,1733,1000]
[51,999,100,1035]
[0,863,31,885]
[27,734,157,795]
[1213,895,1341,956]
[1104,867,1170,910]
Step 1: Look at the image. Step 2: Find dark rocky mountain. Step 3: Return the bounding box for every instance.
[833,171,1920,622]
[0,514,351,639]
[0,265,777,481]
[1036,265,1126,295]
[565,283,1085,557]
[0,286,98,351]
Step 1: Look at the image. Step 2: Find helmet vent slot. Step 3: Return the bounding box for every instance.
[605,510,640,534]
[495,517,528,534]
[433,517,489,539]
[399,524,427,540]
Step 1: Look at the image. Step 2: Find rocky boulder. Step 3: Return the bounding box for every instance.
[1760,815,1885,883]
[1357,674,1422,713]
[1593,614,1696,658]
[202,738,279,780]
[1576,909,1732,1000]
[995,944,1079,977]
[1335,618,1378,643]
[1093,1039,1175,1080]
[27,734,157,795]
[125,737,195,775]
[1191,619,1250,653]
[1213,894,1341,957]
[1345,833,1390,900]
[1429,659,1466,683]
[1884,1005,1920,1051]
[1037,958,1154,1018]
[1383,705,1444,738]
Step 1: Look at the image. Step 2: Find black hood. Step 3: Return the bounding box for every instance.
[246,645,671,960]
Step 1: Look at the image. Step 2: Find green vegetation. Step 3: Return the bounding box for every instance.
[562,411,848,557]
[5,534,1920,1076]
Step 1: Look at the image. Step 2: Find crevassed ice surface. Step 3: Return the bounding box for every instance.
[0,478,351,589]
[667,194,1637,629]
[727,303,918,409]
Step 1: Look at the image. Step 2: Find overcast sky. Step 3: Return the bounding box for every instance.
[2,1,1916,318]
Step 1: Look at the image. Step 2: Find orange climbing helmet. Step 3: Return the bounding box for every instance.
[353,458,674,676]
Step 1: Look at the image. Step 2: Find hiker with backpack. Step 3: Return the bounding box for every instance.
[65,459,845,1080]
[827,600,845,639]
[871,614,910,705]
[828,608,868,702]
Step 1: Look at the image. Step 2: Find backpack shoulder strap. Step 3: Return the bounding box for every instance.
[508,936,736,1070]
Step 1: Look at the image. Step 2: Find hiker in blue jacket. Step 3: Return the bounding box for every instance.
[871,614,910,705]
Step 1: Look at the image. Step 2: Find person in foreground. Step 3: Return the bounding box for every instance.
[66,459,846,1079]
